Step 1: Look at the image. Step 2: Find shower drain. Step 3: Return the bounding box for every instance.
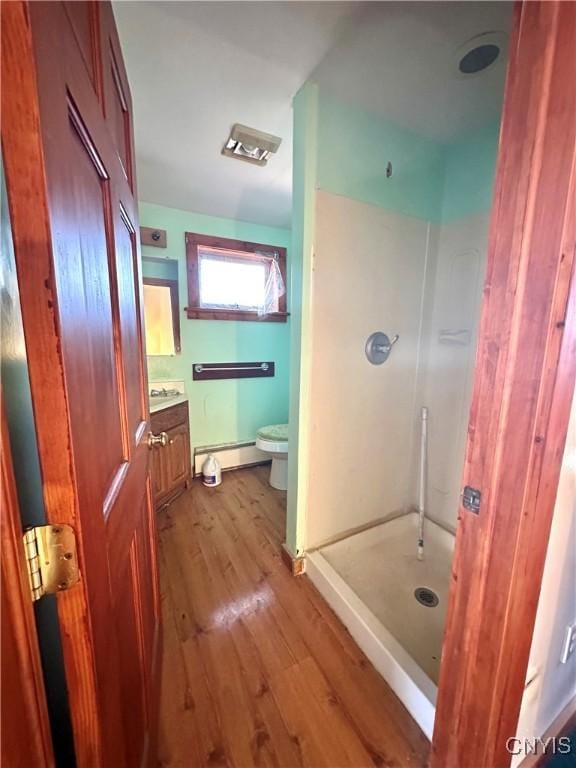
[414,587,439,608]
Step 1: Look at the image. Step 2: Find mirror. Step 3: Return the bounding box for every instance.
[142,258,181,356]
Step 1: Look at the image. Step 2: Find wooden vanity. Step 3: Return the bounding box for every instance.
[149,400,192,507]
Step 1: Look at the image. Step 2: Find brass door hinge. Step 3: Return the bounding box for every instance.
[22,525,79,602]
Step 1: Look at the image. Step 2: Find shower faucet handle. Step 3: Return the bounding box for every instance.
[374,334,399,354]
[365,332,400,365]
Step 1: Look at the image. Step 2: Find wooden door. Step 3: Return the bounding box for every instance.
[1,406,55,768]
[431,2,576,766]
[1,3,160,766]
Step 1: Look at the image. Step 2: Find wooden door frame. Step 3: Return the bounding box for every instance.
[431,2,576,766]
[1,403,55,767]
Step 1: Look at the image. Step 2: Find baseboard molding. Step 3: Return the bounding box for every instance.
[194,441,269,476]
[281,544,306,576]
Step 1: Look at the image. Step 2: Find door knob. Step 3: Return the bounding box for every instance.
[148,431,168,448]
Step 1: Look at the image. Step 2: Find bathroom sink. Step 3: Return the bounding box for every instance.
[149,393,187,413]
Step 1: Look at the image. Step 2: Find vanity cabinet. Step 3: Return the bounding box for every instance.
[149,401,192,507]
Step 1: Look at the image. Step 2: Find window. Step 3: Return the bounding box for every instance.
[185,233,287,322]
[142,276,181,355]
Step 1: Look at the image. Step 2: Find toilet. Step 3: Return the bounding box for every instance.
[256,424,289,491]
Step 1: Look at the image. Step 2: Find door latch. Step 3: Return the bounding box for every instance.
[462,486,481,514]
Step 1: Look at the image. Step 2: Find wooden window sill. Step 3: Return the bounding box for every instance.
[185,307,289,323]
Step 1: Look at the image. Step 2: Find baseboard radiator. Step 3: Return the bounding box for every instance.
[193,441,270,477]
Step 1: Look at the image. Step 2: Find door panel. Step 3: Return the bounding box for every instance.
[115,538,148,768]
[1,2,160,765]
[102,15,134,189]
[149,448,168,500]
[136,498,157,679]
[66,106,127,489]
[114,207,148,445]
[167,424,191,487]
[107,49,132,185]
[62,1,101,101]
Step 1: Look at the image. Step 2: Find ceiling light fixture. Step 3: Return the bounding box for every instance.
[222,124,282,166]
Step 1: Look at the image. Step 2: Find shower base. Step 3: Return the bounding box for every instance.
[306,512,454,739]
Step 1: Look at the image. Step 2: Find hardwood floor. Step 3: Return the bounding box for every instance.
[157,466,429,768]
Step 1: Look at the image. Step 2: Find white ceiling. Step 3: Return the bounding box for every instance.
[114,1,512,230]
[113,1,357,228]
[313,2,512,142]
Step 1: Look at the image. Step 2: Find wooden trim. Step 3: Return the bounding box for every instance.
[431,3,576,767]
[281,544,306,577]
[185,307,288,322]
[192,361,275,381]
[143,276,181,353]
[185,231,288,322]
[1,404,55,768]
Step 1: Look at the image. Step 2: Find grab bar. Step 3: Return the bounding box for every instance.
[192,361,275,381]
[194,363,269,374]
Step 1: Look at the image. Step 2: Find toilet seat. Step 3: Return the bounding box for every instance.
[256,424,288,453]
[257,424,288,442]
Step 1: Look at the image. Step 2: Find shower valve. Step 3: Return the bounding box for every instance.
[365,332,399,365]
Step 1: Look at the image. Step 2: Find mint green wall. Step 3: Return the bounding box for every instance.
[142,257,177,282]
[440,120,500,223]
[139,201,290,450]
[316,93,499,225]
[317,94,445,222]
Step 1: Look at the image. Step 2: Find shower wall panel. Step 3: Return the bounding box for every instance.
[306,190,435,547]
[412,211,490,529]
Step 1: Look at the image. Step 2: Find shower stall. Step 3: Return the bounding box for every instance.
[290,1,512,739]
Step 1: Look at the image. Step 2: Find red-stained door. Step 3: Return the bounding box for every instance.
[2,2,160,765]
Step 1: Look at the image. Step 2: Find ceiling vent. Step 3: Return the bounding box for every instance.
[222,124,282,166]
[454,31,508,79]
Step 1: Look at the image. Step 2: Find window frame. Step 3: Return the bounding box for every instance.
[185,232,288,322]
[142,276,181,354]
